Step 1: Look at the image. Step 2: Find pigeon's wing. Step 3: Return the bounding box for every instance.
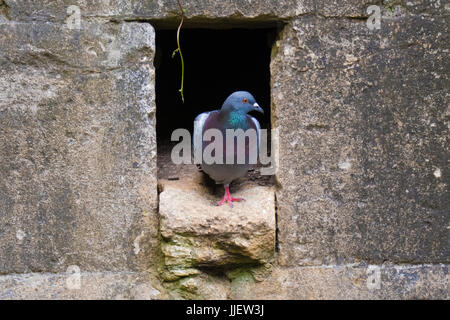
[249,115,261,149]
[193,112,210,164]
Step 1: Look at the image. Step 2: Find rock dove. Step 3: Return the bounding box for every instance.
[194,91,264,207]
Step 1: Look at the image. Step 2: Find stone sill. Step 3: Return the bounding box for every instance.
[158,178,276,281]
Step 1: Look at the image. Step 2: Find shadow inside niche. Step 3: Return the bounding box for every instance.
[155,28,277,190]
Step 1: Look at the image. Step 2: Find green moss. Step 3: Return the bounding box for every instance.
[226,267,255,282]
[164,276,204,300]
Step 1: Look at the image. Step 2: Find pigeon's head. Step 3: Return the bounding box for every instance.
[222,91,264,115]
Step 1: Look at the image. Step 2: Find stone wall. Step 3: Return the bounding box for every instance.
[0,1,448,299]
[273,5,448,266]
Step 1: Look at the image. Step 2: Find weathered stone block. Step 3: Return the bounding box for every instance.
[159,181,275,279]
[165,272,230,300]
[0,271,165,300]
[3,0,384,25]
[230,263,449,300]
[272,13,449,266]
[0,21,158,273]
[3,0,311,23]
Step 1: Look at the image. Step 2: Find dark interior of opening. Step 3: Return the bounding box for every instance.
[155,28,277,182]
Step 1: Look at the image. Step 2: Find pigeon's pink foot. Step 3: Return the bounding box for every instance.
[217,185,245,207]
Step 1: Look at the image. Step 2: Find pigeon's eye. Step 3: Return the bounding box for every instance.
[242,98,248,104]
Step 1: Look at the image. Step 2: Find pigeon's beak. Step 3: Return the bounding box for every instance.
[253,102,264,114]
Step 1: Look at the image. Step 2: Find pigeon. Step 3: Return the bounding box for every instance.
[193,91,264,207]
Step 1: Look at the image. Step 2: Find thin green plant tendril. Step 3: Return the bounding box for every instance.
[172,0,185,103]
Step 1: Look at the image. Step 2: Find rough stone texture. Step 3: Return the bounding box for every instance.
[0,264,446,300]
[272,7,449,267]
[0,0,448,300]
[3,0,378,24]
[0,271,165,300]
[159,180,275,281]
[228,264,449,300]
[165,272,230,300]
[0,21,158,273]
[165,263,449,299]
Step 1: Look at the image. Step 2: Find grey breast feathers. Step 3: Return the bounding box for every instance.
[193,112,210,165]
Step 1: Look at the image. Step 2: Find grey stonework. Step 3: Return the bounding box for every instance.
[273,13,449,267]
[0,1,448,299]
[0,21,158,274]
[0,271,165,300]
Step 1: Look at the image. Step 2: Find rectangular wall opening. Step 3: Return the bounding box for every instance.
[155,27,278,187]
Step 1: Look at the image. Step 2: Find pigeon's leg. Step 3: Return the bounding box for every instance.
[217,184,244,207]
